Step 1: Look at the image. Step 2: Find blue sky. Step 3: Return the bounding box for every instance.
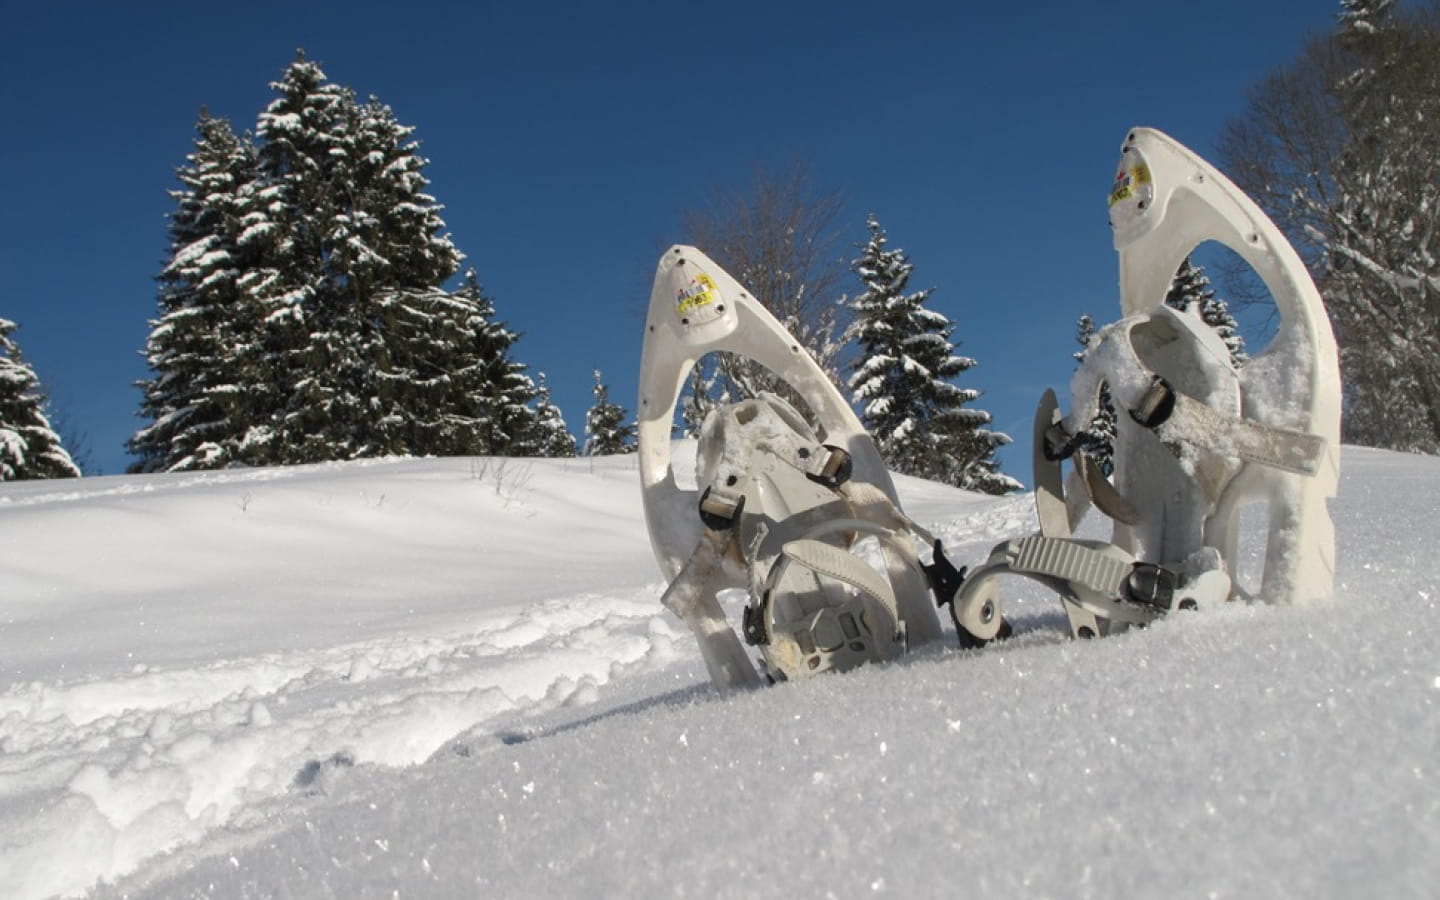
[1,1,1341,479]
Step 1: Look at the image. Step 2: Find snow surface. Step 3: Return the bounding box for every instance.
[1,447,1437,899]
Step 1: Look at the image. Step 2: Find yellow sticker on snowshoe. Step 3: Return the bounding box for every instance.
[1108,163,1152,207]
[676,272,719,316]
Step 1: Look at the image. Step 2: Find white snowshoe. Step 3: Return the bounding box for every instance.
[637,246,944,688]
[638,129,1342,681]
[946,127,1342,643]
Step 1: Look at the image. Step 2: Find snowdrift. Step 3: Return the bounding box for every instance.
[1,448,1436,898]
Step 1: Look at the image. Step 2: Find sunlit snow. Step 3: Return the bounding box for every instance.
[1,447,1436,898]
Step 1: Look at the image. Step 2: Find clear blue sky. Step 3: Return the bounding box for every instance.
[1,1,1341,479]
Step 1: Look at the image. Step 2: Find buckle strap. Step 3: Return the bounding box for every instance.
[697,485,745,531]
[1162,389,1326,476]
[1129,375,1177,428]
[1075,317,1326,478]
[779,539,898,612]
[803,444,853,489]
[1042,422,1083,461]
[1008,536,1132,596]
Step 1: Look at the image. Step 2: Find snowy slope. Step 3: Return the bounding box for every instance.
[1,447,1437,899]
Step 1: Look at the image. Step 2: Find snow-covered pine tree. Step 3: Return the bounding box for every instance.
[130,112,259,472]
[584,370,636,456]
[364,280,511,456]
[243,55,354,463]
[846,214,1018,494]
[1164,257,1247,366]
[524,373,577,457]
[135,52,542,469]
[0,319,81,480]
[1072,314,1116,476]
[254,57,472,461]
[463,271,541,455]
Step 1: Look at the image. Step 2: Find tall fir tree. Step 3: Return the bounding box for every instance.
[846,215,1018,494]
[134,53,542,469]
[1163,257,1247,366]
[130,112,260,471]
[1072,314,1117,477]
[462,271,541,455]
[584,370,636,456]
[254,56,467,462]
[0,319,81,480]
[243,52,354,462]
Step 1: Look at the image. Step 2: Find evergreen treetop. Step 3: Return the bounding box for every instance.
[1,318,81,481]
[522,373,578,458]
[584,370,636,456]
[1338,0,1397,36]
[846,214,1017,494]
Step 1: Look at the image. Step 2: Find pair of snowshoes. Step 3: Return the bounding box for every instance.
[638,129,1340,689]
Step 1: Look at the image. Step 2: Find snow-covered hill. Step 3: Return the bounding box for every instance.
[1,447,1436,899]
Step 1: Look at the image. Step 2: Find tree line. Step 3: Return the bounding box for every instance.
[7,0,1430,483]
[1,52,1014,489]
[3,53,640,480]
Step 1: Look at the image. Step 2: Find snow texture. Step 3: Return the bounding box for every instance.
[1,448,1437,899]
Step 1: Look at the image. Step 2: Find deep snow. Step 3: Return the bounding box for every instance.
[1,446,1436,899]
